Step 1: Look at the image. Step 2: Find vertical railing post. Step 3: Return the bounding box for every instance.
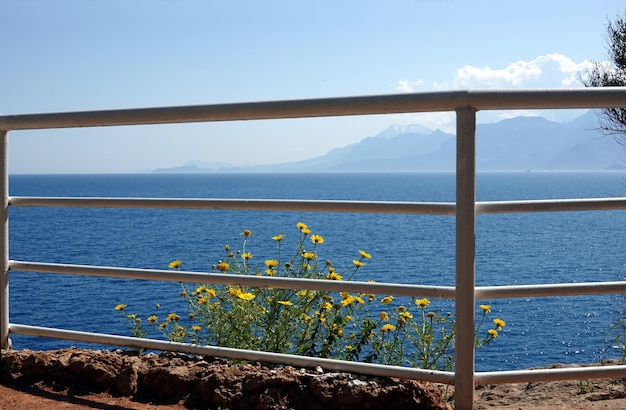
[0,130,8,350]
[455,107,477,410]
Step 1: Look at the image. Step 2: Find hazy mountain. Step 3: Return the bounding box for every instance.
[152,110,626,173]
[152,160,237,173]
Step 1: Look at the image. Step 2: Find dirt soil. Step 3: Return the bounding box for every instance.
[1,348,626,410]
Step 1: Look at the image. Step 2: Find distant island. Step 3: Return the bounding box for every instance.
[151,110,625,173]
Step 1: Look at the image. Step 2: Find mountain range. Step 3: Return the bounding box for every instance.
[151,110,626,173]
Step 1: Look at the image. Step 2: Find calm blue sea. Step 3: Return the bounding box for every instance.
[6,172,626,372]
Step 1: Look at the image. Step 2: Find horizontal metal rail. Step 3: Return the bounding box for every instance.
[11,260,626,308]
[475,282,626,299]
[10,196,626,215]
[8,323,454,384]
[2,88,626,131]
[8,196,456,215]
[9,261,457,300]
[475,365,626,385]
[9,323,625,386]
[477,197,626,214]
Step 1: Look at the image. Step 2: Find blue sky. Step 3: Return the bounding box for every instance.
[1,0,624,174]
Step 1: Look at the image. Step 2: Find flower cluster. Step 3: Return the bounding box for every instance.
[116,222,506,370]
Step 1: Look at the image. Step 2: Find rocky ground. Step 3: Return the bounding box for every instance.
[0,348,449,409]
[1,348,626,409]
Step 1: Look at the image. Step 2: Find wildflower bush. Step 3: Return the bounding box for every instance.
[116,222,506,371]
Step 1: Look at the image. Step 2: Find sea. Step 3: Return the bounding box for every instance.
[6,171,626,372]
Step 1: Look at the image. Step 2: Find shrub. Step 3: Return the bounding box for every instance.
[116,222,505,371]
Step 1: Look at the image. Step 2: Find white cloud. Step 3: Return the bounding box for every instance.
[395,79,423,92]
[397,54,596,92]
[454,53,594,89]
[394,54,599,126]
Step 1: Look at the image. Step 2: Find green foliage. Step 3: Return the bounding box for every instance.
[603,316,626,364]
[114,303,150,353]
[577,380,595,394]
[116,222,506,371]
[582,12,626,140]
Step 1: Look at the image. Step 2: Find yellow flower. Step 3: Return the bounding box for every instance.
[229,288,241,297]
[159,323,167,329]
[324,273,342,283]
[493,318,506,330]
[237,292,256,301]
[198,296,208,304]
[415,298,430,308]
[353,260,365,268]
[400,311,413,320]
[302,252,316,260]
[168,260,182,269]
[480,304,491,314]
[147,315,158,324]
[380,324,397,333]
[355,296,364,304]
[381,296,394,305]
[241,229,252,237]
[341,295,355,307]
[114,304,127,311]
[207,289,216,297]
[346,315,353,322]
[272,234,285,241]
[126,314,136,319]
[358,250,372,259]
[166,313,181,321]
[278,300,294,306]
[379,311,389,321]
[301,228,311,235]
[264,259,279,268]
[216,262,230,272]
[297,222,308,231]
[265,269,276,276]
[488,329,498,338]
[192,325,202,332]
[311,234,324,244]
[242,252,252,260]
[321,302,332,310]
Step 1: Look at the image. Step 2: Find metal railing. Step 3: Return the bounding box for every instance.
[2,88,626,409]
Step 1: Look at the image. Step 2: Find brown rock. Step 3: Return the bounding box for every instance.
[1,348,451,410]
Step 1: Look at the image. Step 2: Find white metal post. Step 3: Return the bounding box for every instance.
[0,130,8,350]
[455,107,477,410]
